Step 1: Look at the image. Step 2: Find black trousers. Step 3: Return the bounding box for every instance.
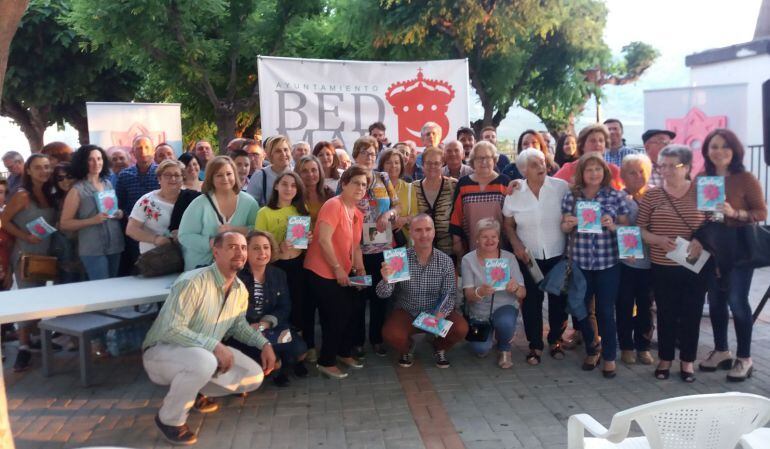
[519,256,569,350]
[616,264,653,352]
[352,252,388,347]
[309,270,356,367]
[651,263,711,362]
[274,255,307,334]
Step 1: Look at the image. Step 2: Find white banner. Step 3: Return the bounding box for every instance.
[86,102,184,160]
[258,56,469,149]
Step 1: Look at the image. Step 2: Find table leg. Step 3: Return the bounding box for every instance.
[79,336,92,387]
[41,329,53,377]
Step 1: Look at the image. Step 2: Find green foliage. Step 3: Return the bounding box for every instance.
[1,0,140,146]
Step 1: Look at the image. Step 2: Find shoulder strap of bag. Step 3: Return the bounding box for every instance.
[261,168,268,205]
[407,182,412,214]
[205,193,225,225]
[661,188,696,233]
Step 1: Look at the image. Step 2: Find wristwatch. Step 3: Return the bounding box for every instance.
[258,324,266,333]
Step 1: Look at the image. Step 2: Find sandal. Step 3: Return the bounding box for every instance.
[549,343,565,360]
[526,349,542,365]
[581,354,601,371]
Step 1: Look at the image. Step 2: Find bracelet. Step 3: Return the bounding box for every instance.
[474,287,483,299]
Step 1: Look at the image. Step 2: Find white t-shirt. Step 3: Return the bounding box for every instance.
[502,176,569,260]
[129,190,175,254]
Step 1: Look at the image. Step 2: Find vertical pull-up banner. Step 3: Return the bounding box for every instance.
[258,56,470,149]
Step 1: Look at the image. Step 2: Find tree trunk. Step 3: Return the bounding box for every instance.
[0,0,28,445]
[62,109,90,145]
[214,107,238,154]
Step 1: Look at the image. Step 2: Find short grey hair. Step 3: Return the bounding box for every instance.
[468,141,498,168]
[2,150,23,163]
[444,139,463,151]
[658,144,692,167]
[474,217,501,240]
[421,122,442,136]
[515,148,546,173]
[293,141,311,151]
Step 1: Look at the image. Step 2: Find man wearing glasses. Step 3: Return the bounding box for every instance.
[641,129,676,187]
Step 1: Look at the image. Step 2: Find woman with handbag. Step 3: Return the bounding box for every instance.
[461,218,525,369]
[637,145,711,383]
[560,153,629,378]
[225,230,308,387]
[502,148,570,365]
[50,163,85,284]
[303,166,367,379]
[60,145,125,280]
[178,156,259,270]
[413,147,457,258]
[378,148,417,247]
[0,154,57,371]
[126,160,184,254]
[697,129,767,381]
[349,136,400,358]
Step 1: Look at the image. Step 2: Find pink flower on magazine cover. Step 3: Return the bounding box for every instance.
[290,224,306,240]
[489,267,506,283]
[33,224,46,236]
[623,234,638,250]
[581,208,597,224]
[102,196,115,211]
[422,316,438,327]
[389,256,404,273]
[703,184,720,202]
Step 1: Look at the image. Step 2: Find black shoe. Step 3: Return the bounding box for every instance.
[373,344,387,357]
[680,371,696,383]
[293,362,309,378]
[13,349,31,372]
[654,368,671,380]
[602,369,616,379]
[433,350,450,368]
[192,394,219,413]
[154,415,197,446]
[272,372,290,387]
[398,352,414,368]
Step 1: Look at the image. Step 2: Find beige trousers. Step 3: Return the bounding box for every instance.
[143,343,263,426]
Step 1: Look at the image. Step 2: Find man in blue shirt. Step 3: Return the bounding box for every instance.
[116,136,160,273]
[603,119,637,166]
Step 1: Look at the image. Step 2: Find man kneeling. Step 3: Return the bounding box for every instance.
[142,232,276,445]
[376,214,468,368]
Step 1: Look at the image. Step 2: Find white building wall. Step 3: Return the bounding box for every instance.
[689,54,770,145]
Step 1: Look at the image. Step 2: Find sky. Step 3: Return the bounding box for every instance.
[0,0,764,158]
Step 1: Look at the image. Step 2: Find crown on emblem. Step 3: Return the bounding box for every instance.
[385,69,455,106]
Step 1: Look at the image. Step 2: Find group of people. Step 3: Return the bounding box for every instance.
[1,119,766,446]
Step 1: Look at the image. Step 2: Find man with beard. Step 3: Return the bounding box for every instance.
[143,232,277,445]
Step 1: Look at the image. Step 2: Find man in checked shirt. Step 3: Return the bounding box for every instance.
[377,214,469,368]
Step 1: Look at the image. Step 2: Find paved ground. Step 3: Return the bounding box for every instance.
[4,268,770,449]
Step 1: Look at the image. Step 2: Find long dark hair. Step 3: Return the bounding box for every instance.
[555,133,578,166]
[266,171,309,215]
[21,154,56,208]
[70,145,111,180]
[295,155,333,202]
[702,128,746,175]
[52,162,73,209]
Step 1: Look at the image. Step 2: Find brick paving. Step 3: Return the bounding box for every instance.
[3,267,770,449]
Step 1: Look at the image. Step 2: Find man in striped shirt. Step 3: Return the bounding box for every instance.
[143,232,276,445]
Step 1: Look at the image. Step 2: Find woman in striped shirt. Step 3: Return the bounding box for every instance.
[637,145,712,383]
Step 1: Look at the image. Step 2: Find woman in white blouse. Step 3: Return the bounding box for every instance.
[502,148,570,365]
[126,160,184,253]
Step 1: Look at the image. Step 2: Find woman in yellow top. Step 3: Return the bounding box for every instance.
[255,171,311,340]
[377,148,417,246]
[295,155,334,226]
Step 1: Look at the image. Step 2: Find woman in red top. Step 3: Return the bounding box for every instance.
[553,124,624,190]
[304,166,368,379]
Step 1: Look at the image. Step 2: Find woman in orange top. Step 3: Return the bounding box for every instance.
[553,124,624,190]
[304,166,368,379]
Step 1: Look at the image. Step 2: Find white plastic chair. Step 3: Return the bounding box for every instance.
[567,392,770,449]
[740,427,770,448]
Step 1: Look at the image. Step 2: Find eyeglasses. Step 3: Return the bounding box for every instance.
[473,156,495,163]
[161,173,183,180]
[55,176,72,182]
[658,162,684,170]
[648,139,671,146]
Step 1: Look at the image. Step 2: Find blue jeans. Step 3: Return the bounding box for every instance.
[708,266,754,358]
[467,305,519,354]
[80,253,121,281]
[577,264,620,361]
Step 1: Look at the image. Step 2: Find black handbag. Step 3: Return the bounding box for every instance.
[734,224,770,268]
[134,241,184,277]
[465,293,494,342]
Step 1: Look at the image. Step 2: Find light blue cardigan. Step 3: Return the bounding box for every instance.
[178,191,259,270]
